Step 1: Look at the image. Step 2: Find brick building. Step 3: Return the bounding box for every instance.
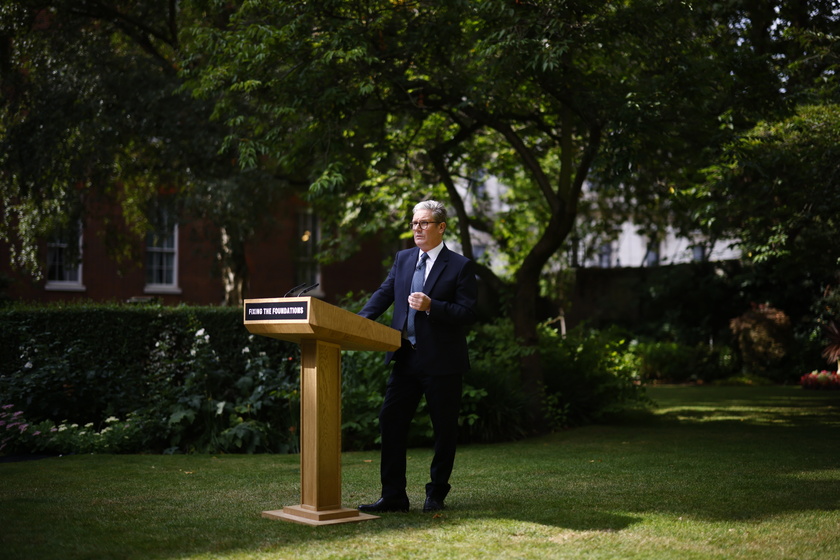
[0,200,393,307]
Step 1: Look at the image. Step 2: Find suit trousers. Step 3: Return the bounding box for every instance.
[379,341,463,503]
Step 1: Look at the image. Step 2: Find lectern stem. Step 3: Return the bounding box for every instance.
[299,339,342,510]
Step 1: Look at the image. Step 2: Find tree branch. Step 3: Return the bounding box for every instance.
[463,106,561,213]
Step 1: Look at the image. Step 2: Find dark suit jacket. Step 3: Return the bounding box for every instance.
[359,244,478,375]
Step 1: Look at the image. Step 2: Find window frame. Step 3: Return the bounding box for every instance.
[44,230,86,292]
[144,222,182,295]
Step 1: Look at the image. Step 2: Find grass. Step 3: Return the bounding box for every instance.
[1,385,839,560]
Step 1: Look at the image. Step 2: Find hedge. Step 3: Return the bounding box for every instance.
[1,303,651,456]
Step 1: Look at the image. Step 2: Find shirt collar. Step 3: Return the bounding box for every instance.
[420,242,445,264]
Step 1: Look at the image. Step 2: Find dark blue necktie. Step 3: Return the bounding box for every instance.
[406,252,428,344]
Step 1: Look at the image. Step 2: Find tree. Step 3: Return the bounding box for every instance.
[182,0,771,427]
[7,0,834,427]
[0,1,284,304]
[687,5,840,360]
[705,105,840,267]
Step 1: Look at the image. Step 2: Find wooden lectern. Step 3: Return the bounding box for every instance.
[243,296,401,526]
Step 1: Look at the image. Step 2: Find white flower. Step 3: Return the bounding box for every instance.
[24,361,33,369]
[196,328,206,338]
[242,347,251,354]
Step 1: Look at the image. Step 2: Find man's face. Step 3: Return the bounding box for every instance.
[412,208,446,253]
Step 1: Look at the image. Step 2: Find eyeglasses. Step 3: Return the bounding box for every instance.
[409,221,441,230]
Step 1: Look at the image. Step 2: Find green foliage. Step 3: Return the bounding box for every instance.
[465,318,652,435]
[0,303,300,455]
[0,1,286,304]
[463,319,530,443]
[6,1,839,423]
[1,406,150,456]
[159,327,302,454]
[178,1,840,429]
[700,104,840,275]
[702,106,840,382]
[540,325,651,428]
[2,302,659,455]
[693,105,840,384]
[177,0,775,315]
[340,348,390,451]
[633,340,738,384]
[574,260,831,385]
[635,262,748,347]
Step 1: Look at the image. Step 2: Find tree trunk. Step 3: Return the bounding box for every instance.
[508,115,602,433]
[513,214,570,431]
[219,226,248,306]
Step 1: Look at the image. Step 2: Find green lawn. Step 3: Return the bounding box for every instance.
[1,385,838,559]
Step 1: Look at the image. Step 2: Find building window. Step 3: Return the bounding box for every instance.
[692,244,707,262]
[296,210,322,292]
[45,232,85,292]
[145,223,181,294]
[644,240,660,267]
[598,242,613,268]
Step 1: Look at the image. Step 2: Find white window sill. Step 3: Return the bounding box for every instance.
[144,285,182,295]
[44,282,87,292]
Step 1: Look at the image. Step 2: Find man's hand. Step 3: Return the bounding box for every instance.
[408,291,430,312]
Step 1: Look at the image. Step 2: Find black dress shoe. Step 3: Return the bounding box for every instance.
[423,497,445,513]
[358,497,410,513]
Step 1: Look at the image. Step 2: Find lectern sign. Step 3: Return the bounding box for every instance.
[244,300,308,321]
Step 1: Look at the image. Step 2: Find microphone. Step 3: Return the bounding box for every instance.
[296,282,320,296]
[284,282,308,297]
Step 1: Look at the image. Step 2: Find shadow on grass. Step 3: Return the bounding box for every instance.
[2,385,839,559]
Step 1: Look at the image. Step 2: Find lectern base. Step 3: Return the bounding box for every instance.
[262,505,379,526]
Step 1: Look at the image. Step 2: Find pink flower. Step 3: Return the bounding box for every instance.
[801,369,840,390]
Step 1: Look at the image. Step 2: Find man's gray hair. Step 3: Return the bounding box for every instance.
[413,200,448,223]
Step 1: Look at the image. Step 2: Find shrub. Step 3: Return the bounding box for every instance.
[729,303,794,382]
[1,302,656,456]
[462,319,529,443]
[633,340,738,383]
[0,303,299,455]
[159,328,301,454]
[340,348,390,450]
[0,405,150,456]
[540,325,651,428]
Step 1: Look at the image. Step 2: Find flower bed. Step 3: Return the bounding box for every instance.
[800,370,840,390]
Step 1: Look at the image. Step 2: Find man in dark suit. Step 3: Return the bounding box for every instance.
[357,200,478,514]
